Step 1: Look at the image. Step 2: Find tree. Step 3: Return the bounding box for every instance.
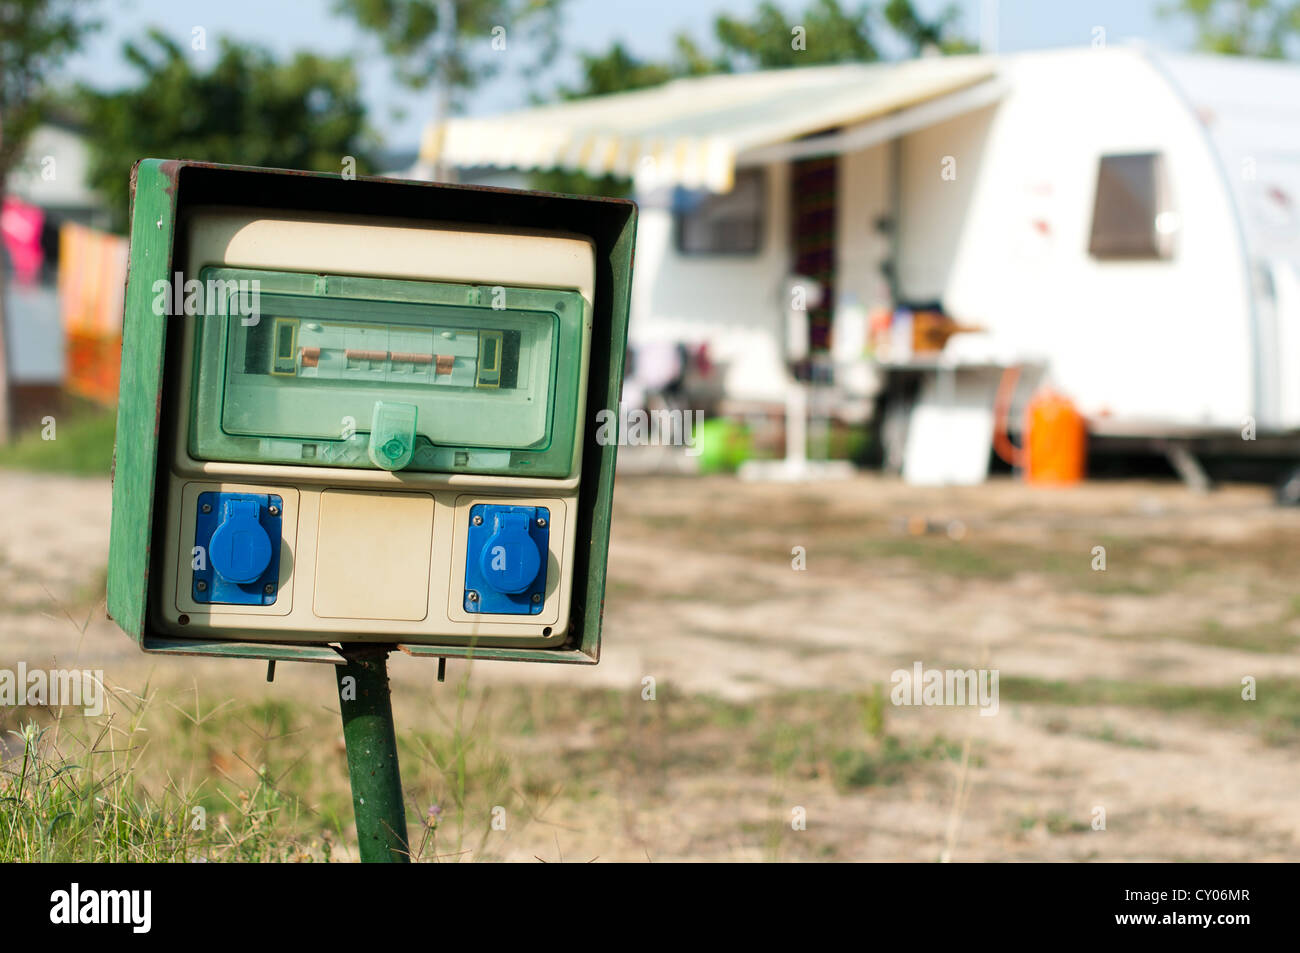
[335,0,565,175]
[1162,0,1300,57]
[712,0,881,70]
[0,0,99,442]
[556,42,678,99]
[883,0,977,55]
[79,30,374,230]
[558,0,972,90]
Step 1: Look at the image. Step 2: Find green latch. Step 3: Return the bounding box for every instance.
[368,401,418,470]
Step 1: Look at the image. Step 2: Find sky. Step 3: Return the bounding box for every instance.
[64,0,1195,152]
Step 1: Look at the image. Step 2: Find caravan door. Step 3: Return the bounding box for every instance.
[1265,258,1300,432]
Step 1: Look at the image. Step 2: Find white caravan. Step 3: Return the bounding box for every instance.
[430,46,1300,483]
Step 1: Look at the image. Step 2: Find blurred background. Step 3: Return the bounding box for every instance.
[2,0,1299,862]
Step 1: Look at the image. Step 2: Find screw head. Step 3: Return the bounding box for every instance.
[531,593,542,604]
[536,517,547,528]
[466,590,480,603]
[196,580,207,592]
[201,503,212,514]
[264,583,275,595]
[472,514,483,526]
[268,504,280,517]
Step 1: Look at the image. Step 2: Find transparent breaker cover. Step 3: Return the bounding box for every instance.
[188,268,586,478]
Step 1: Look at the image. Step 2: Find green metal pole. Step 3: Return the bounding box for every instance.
[336,645,410,863]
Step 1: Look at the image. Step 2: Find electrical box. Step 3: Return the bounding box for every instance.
[107,161,636,665]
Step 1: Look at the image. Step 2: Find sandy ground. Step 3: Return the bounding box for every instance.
[1,467,1298,861]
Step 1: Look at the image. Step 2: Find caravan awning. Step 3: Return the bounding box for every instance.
[423,55,999,192]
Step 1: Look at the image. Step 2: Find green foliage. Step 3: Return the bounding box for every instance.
[713,0,881,70]
[1162,0,1300,57]
[0,0,100,176]
[883,0,977,55]
[555,41,679,98]
[334,0,565,98]
[77,30,373,229]
[528,168,633,199]
[555,0,974,95]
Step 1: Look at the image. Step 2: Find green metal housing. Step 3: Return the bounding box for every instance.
[106,159,637,665]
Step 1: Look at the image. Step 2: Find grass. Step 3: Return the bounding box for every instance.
[0,400,116,475]
[16,661,1285,860]
[1000,675,1300,745]
[1045,716,1160,749]
[1,653,1287,861]
[1015,810,1092,836]
[1087,724,1159,749]
[1105,617,1300,655]
[0,677,964,862]
[0,688,336,862]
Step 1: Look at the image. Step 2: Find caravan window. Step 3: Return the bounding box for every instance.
[674,168,765,255]
[1088,153,1174,260]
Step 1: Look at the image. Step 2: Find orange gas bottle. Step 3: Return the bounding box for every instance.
[1024,389,1087,485]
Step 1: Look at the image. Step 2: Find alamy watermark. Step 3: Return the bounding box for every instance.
[890,662,1000,717]
[0,664,105,717]
[151,272,261,324]
[595,404,704,456]
[50,883,150,933]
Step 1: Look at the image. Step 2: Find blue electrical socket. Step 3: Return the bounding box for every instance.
[194,492,283,605]
[464,504,549,614]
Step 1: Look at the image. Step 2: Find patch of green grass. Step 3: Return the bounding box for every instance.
[1096,618,1298,655]
[1016,810,1092,835]
[0,697,329,862]
[1093,724,1157,749]
[1177,618,1294,655]
[1000,675,1300,744]
[1083,723,1160,749]
[0,403,116,475]
[830,734,962,791]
